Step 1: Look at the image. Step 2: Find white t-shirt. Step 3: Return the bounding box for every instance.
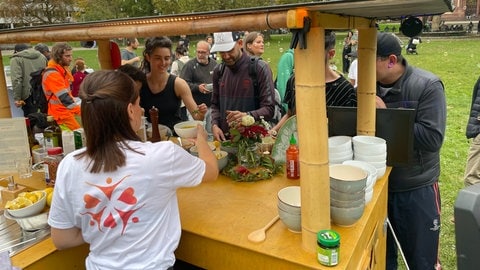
[48,140,205,270]
[348,59,358,88]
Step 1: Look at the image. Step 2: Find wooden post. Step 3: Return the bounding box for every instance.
[295,26,331,253]
[356,28,377,135]
[0,50,12,118]
[97,40,114,70]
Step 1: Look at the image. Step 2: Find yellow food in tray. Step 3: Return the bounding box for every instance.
[4,190,45,210]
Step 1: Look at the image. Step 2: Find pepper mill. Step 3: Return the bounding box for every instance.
[149,106,161,142]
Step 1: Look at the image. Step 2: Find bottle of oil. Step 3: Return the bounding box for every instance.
[286,134,300,179]
[43,115,62,150]
[149,106,161,142]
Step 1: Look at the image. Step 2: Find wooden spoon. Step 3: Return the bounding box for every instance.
[247,215,280,243]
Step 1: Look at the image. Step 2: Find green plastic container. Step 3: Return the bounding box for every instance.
[317,229,340,266]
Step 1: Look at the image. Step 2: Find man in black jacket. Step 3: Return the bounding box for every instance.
[375,32,446,270]
[464,76,480,186]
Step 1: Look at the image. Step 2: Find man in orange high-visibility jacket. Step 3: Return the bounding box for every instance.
[42,42,81,131]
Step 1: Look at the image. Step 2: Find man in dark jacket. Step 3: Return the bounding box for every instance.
[375,32,446,270]
[210,31,275,141]
[464,76,480,186]
[10,43,48,116]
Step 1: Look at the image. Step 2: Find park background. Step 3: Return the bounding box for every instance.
[3,29,480,268]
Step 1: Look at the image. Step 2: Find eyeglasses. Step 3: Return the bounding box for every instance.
[196,50,209,54]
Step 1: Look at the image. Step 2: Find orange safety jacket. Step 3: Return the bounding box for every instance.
[42,60,81,130]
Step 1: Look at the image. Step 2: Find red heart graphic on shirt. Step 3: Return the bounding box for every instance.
[84,194,101,209]
[118,187,137,205]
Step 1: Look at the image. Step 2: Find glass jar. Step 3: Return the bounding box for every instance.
[317,229,340,266]
[238,143,260,168]
[44,147,64,187]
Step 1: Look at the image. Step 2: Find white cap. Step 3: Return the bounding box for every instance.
[210,32,242,53]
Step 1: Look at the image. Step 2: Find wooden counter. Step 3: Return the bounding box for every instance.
[5,168,389,270]
[175,168,390,270]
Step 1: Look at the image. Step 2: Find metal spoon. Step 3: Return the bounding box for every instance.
[247,215,280,243]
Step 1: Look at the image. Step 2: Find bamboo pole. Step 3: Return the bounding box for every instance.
[295,26,331,253]
[97,40,115,70]
[0,50,12,118]
[356,28,378,135]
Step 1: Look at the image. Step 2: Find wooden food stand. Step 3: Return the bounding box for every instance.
[0,0,452,269]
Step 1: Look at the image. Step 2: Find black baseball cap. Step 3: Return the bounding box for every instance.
[376,33,402,57]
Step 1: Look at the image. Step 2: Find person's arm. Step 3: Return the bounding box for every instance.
[413,80,446,152]
[9,58,23,102]
[51,227,85,250]
[195,125,219,182]
[175,77,207,120]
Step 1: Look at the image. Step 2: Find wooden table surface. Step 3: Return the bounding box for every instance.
[4,166,390,270]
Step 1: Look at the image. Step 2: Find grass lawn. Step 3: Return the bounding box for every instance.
[3,33,478,269]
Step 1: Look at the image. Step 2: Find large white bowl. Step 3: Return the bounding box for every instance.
[353,144,387,156]
[174,120,204,138]
[328,136,352,153]
[7,191,47,218]
[352,135,386,148]
[330,164,367,193]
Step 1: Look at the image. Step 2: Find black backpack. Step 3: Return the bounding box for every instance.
[218,56,286,124]
[29,67,55,114]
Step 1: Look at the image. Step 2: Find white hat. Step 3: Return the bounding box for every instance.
[210,32,242,53]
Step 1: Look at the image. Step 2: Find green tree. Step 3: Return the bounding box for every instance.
[0,0,75,26]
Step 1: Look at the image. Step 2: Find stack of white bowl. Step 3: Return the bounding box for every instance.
[328,136,353,164]
[277,186,301,233]
[342,160,378,203]
[352,136,387,180]
[329,164,367,227]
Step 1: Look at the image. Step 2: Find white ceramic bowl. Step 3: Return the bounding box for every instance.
[329,164,367,193]
[376,166,387,180]
[278,207,301,233]
[365,189,374,204]
[331,203,365,227]
[352,135,386,148]
[174,120,204,138]
[342,160,378,189]
[330,188,365,201]
[278,186,301,214]
[328,136,352,153]
[4,210,48,231]
[354,152,387,163]
[329,155,353,165]
[329,150,354,160]
[353,144,387,156]
[7,191,47,218]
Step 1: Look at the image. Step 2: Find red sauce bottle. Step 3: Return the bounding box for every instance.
[286,134,300,179]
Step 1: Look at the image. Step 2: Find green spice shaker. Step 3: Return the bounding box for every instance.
[317,229,340,266]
